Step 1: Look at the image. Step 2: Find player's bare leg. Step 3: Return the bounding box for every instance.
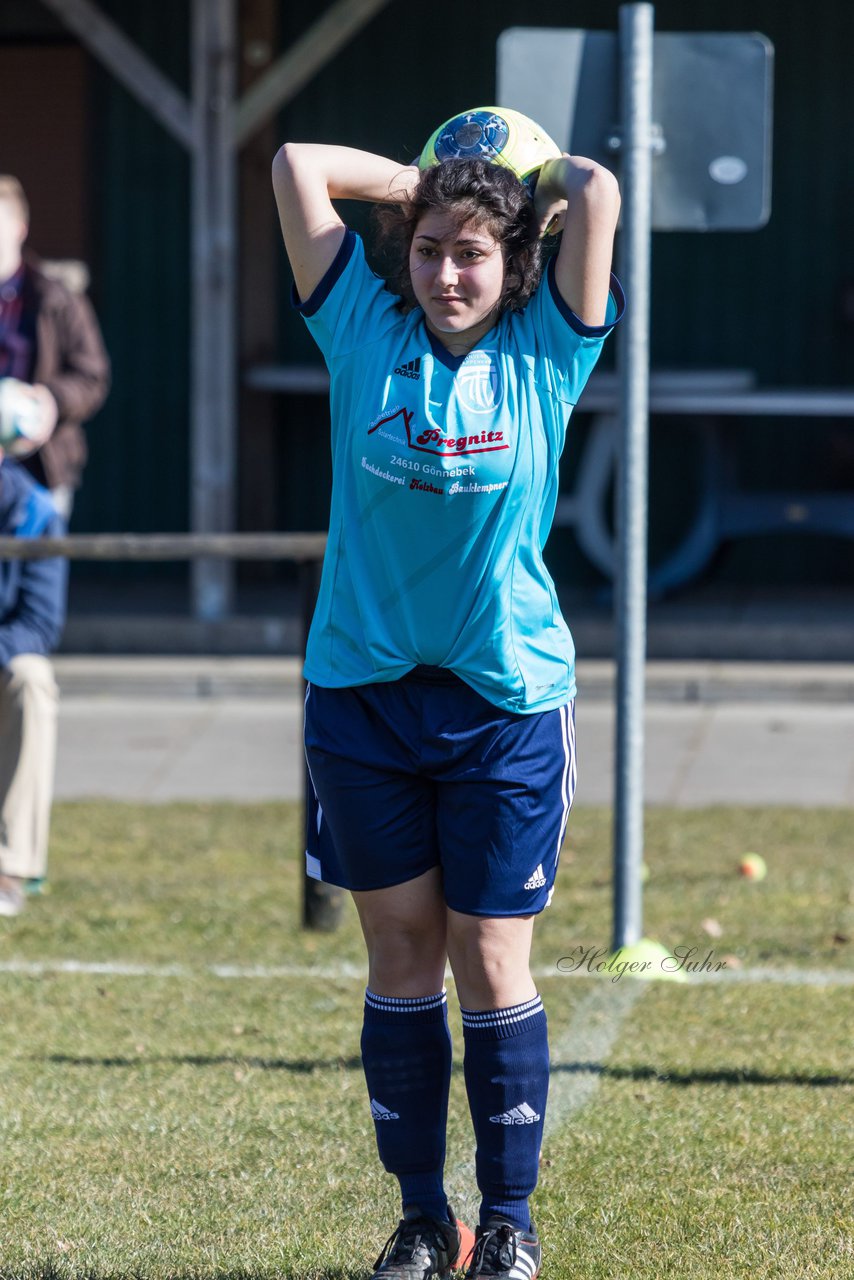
[353,867,447,997]
[445,911,536,1011]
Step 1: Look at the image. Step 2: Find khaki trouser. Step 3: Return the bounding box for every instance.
[0,654,59,880]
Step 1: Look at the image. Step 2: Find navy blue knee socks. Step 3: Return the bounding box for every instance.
[461,995,549,1231]
[360,989,549,1232]
[360,989,453,1222]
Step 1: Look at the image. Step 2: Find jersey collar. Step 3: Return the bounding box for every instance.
[424,318,501,371]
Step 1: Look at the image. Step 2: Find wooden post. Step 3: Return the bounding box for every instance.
[39,0,395,628]
[238,0,280,550]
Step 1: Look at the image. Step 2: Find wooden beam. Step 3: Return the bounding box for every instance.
[0,533,327,561]
[233,0,395,147]
[38,0,195,150]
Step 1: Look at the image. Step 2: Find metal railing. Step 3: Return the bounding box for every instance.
[0,531,342,931]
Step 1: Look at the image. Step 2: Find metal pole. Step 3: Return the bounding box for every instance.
[191,0,237,621]
[612,2,654,951]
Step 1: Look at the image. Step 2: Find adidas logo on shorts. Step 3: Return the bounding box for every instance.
[394,357,421,380]
[524,864,547,890]
[370,1098,400,1120]
[489,1101,541,1125]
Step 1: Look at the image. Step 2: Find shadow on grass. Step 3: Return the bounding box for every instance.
[40,1053,364,1073]
[552,1061,853,1087]
[38,1055,467,1076]
[36,1054,851,1088]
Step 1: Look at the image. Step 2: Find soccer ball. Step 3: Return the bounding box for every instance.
[418,106,562,192]
[0,378,44,449]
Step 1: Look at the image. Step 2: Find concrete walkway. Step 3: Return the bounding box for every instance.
[51,658,854,807]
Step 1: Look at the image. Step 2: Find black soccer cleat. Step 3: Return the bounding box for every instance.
[463,1216,542,1279]
[370,1205,462,1280]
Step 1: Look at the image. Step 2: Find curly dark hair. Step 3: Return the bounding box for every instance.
[373,158,544,315]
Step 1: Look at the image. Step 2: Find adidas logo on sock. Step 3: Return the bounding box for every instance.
[524,864,546,890]
[370,1098,400,1121]
[394,357,421,380]
[489,1101,541,1125]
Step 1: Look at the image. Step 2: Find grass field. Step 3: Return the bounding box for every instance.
[1,802,852,1280]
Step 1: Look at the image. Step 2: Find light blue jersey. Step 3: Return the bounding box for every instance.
[296,230,623,713]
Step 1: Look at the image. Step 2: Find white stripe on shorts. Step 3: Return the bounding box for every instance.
[555,703,576,870]
[303,682,324,854]
[304,683,323,832]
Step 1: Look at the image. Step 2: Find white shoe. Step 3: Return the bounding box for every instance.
[0,876,24,917]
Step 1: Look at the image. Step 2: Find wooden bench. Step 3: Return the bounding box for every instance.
[247,365,854,596]
[559,372,854,595]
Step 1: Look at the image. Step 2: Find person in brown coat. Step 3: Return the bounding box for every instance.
[0,175,110,518]
[0,176,109,916]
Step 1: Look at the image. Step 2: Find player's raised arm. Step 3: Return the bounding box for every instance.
[271,143,419,302]
[534,154,621,327]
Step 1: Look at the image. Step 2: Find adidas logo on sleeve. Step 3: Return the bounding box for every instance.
[489,1101,541,1125]
[393,357,421,380]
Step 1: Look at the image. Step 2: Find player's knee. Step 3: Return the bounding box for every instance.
[364,913,439,962]
[360,913,445,992]
[355,870,446,978]
[447,913,535,1007]
[0,655,58,711]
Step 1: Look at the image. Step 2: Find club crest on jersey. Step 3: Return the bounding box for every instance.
[454,350,503,415]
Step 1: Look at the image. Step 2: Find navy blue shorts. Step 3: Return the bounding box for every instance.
[303,667,577,917]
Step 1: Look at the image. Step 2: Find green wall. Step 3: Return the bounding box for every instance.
[276,0,854,386]
[80,0,190,549]
[66,0,854,587]
[274,0,854,585]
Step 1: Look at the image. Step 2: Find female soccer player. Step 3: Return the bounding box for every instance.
[272,132,622,1280]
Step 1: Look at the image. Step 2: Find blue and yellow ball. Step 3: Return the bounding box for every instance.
[418,106,562,192]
